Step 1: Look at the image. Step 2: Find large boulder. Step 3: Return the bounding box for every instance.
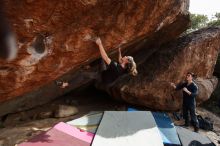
[196,77,218,104]
[0,0,190,116]
[107,27,220,111]
[214,56,220,78]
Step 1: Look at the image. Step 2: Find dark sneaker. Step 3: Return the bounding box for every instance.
[194,127,199,133]
[55,80,63,86]
[183,123,189,127]
[180,123,189,127]
[55,81,69,88]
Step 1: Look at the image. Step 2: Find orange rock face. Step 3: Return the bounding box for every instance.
[0,0,191,115]
[0,1,189,100]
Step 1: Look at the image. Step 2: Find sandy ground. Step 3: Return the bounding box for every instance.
[0,87,219,146]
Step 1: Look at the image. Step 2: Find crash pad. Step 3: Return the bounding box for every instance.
[176,126,215,146]
[67,112,103,133]
[18,122,94,146]
[91,111,164,146]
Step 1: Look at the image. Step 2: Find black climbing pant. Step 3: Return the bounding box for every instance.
[183,105,199,128]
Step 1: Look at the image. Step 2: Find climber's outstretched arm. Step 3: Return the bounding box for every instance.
[95,38,111,65]
[118,47,122,64]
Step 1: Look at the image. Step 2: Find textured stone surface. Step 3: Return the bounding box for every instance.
[214,56,220,78]
[54,105,78,118]
[196,77,218,104]
[107,27,220,111]
[0,0,190,115]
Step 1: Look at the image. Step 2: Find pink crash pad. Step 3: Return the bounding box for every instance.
[19,122,94,146]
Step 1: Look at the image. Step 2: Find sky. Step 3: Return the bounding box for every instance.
[189,0,220,19]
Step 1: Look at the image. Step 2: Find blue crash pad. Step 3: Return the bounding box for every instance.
[128,108,181,146]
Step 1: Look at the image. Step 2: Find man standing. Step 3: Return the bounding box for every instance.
[171,72,199,132]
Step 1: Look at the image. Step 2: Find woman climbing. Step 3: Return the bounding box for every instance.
[57,37,138,88]
[95,37,137,85]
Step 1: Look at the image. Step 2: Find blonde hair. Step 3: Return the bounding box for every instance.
[127,56,138,76]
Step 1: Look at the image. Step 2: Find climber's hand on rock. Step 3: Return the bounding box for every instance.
[118,47,121,52]
[95,37,102,46]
